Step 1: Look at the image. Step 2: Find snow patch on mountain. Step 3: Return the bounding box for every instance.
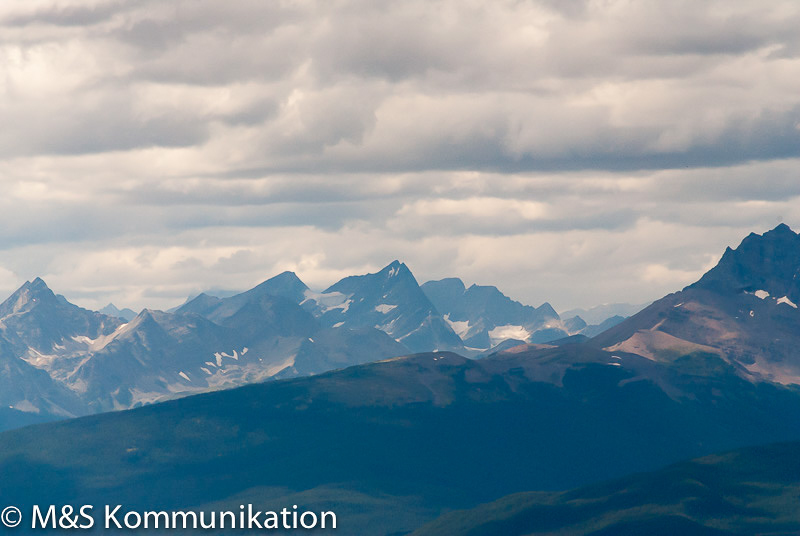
[302,290,352,313]
[128,388,169,408]
[265,354,295,376]
[376,317,400,337]
[71,335,96,346]
[374,304,397,314]
[23,348,59,368]
[10,400,40,413]
[488,325,530,346]
[443,314,471,338]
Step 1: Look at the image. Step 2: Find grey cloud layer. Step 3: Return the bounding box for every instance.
[0,0,798,310]
[3,0,799,168]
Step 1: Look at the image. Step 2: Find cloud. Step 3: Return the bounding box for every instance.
[1,1,131,28]
[3,0,798,168]
[0,0,798,311]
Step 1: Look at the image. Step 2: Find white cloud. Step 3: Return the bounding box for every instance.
[0,0,798,311]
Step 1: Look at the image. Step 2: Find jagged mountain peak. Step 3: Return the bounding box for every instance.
[325,260,418,297]
[325,261,419,295]
[136,308,172,322]
[246,270,309,302]
[19,277,53,296]
[114,309,174,341]
[0,279,123,372]
[765,221,794,234]
[28,276,49,289]
[128,308,161,326]
[311,262,463,353]
[0,277,59,318]
[537,301,558,318]
[378,260,413,280]
[691,223,800,300]
[593,223,800,385]
[421,277,565,349]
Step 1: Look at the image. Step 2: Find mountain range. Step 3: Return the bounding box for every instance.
[410,222,800,534]
[2,224,800,534]
[561,302,648,325]
[421,278,564,347]
[0,260,616,431]
[98,303,138,321]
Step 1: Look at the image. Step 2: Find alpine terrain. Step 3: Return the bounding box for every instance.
[2,225,800,534]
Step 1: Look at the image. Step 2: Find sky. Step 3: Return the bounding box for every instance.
[0,0,799,313]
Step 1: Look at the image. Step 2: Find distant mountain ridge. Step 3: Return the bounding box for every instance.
[593,223,800,385]
[421,278,564,348]
[2,225,800,534]
[4,339,800,534]
[0,261,573,430]
[99,303,138,321]
[693,223,800,298]
[8,224,795,432]
[421,278,626,349]
[561,302,647,325]
[306,261,465,353]
[0,268,417,428]
[0,278,122,425]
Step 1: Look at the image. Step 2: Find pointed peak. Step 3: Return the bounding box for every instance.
[135,308,170,326]
[16,277,53,296]
[0,277,60,317]
[379,260,411,278]
[266,270,308,287]
[537,301,559,318]
[122,308,169,334]
[741,224,799,246]
[691,224,800,294]
[100,302,121,314]
[324,261,420,295]
[246,270,309,302]
[99,303,137,321]
[765,222,796,236]
[20,277,53,295]
[138,308,157,319]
